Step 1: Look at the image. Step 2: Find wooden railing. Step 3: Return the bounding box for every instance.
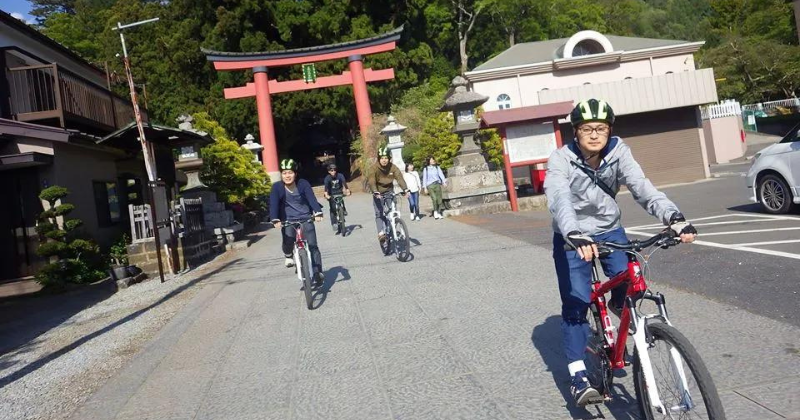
[7,63,146,132]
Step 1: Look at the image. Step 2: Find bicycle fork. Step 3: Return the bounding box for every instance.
[632,293,694,415]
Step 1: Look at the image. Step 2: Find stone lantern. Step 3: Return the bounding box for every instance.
[380,115,407,169]
[174,115,207,191]
[437,76,508,216]
[241,133,263,163]
[440,76,487,154]
[174,114,241,249]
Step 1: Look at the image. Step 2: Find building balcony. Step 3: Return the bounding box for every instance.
[7,63,147,133]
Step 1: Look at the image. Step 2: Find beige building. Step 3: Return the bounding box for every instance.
[466,30,720,186]
[0,10,203,281]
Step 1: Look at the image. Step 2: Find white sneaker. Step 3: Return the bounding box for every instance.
[284,257,294,268]
[434,212,442,219]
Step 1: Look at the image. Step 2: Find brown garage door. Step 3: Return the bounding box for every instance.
[559,106,707,186]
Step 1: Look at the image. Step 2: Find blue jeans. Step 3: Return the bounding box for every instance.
[407,191,420,217]
[552,227,629,366]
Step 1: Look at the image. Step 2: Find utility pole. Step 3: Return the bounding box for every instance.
[113,17,166,282]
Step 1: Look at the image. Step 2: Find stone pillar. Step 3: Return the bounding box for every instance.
[253,66,279,182]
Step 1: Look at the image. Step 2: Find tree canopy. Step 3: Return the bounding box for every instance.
[31,0,799,168]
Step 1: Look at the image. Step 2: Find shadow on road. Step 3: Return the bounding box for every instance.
[343,224,363,237]
[0,258,242,390]
[0,280,117,357]
[532,315,640,420]
[312,266,351,309]
[727,203,768,214]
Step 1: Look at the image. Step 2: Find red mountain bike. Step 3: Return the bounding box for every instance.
[283,218,316,310]
[568,230,725,419]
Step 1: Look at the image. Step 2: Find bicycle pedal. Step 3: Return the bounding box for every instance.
[585,395,607,406]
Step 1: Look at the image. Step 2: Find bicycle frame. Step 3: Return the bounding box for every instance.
[591,252,679,414]
[381,193,402,241]
[286,222,312,282]
[332,195,345,220]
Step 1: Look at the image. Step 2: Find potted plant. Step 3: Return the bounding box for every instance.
[109,234,131,281]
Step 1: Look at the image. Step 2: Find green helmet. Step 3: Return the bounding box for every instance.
[570,99,615,127]
[279,158,298,171]
[377,147,390,158]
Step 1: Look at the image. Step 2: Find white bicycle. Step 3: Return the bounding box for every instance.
[376,191,411,262]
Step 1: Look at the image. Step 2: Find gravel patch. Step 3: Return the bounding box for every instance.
[0,250,240,420]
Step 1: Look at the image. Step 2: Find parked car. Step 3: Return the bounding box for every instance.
[745,125,800,214]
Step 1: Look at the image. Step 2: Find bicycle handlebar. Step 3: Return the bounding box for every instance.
[279,217,317,227]
[563,229,681,253]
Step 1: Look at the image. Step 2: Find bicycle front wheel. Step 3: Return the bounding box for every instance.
[298,250,314,310]
[633,322,725,419]
[337,207,346,237]
[393,218,411,262]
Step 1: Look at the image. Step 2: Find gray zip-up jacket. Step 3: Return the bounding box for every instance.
[544,136,680,236]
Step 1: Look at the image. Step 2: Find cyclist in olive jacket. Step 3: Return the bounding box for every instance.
[368,147,409,242]
[543,99,698,406]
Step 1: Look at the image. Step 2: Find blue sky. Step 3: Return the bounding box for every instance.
[1,0,35,24]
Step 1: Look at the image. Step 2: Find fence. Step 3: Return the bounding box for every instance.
[742,98,800,114]
[128,204,154,243]
[701,99,742,120]
[178,198,205,235]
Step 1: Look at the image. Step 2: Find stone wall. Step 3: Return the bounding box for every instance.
[127,232,216,278]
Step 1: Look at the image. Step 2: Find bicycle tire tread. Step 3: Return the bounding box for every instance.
[634,322,726,420]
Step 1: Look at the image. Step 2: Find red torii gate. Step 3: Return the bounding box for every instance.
[202,27,403,178]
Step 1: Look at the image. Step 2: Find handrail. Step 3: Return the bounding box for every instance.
[7,63,147,130]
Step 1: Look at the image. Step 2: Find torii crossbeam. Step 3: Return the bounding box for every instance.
[202,26,403,179]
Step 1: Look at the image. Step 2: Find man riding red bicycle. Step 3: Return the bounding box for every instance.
[544,99,698,406]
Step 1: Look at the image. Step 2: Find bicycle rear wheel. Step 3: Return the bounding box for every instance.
[298,250,314,310]
[393,218,411,262]
[633,322,725,419]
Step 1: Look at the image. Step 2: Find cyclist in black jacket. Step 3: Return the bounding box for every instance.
[322,163,351,234]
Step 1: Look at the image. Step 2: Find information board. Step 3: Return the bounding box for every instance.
[504,122,557,163]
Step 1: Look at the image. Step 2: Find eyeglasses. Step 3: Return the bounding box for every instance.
[577,125,610,135]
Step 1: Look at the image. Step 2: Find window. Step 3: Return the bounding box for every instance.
[497,94,512,110]
[93,181,121,227]
[573,39,604,57]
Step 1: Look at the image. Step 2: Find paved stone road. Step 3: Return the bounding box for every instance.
[72,193,800,420]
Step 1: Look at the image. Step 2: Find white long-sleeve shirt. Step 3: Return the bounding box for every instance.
[403,171,422,193]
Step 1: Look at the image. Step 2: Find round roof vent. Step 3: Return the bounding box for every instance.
[562,31,613,59]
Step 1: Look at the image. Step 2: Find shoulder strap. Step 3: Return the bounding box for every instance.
[570,161,617,199]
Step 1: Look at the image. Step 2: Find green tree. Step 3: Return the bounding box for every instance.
[413,112,461,169]
[193,112,272,210]
[35,186,105,287]
[701,36,800,102]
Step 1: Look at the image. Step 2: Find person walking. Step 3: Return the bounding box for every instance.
[403,163,422,220]
[422,156,447,219]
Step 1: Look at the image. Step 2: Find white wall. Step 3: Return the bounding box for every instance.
[474,54,696,111]
[0,20,107,87]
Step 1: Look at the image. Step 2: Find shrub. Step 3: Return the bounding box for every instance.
[35,186,105,287]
